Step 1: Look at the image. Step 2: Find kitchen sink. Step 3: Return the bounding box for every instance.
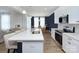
[32,31,40,34]
[32,28,40,34]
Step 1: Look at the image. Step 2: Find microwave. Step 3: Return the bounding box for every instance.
[59,15,69,23]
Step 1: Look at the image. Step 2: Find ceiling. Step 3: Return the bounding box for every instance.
[0,6,59,16]
[0,6,21,14]
[20,6,59,16]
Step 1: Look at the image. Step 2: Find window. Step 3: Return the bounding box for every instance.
[34,17,45,28]
[34,17,39,28]
[27,17,31,29]
[40,17,45,28]
[1,14,10,30]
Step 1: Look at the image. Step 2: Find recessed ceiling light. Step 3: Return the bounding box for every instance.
[22,10,26,14]
[44,8,47,11]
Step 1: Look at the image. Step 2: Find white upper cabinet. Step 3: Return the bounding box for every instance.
[54,6,79,24]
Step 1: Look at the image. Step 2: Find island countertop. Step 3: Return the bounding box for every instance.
[8,29,44,42]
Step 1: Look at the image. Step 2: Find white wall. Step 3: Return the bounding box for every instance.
[68,7,79,22]
[26,16,31,29]
[0,12,28,30]
[10,13,27,29]
[22,15,27,29]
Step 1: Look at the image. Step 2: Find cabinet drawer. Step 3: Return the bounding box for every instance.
[67,37,79,47]
[63,35,70,46]
[63,44,72,53]
[63,35,73,52]
[63,34,79,53]
[72,38,79,45]
[22,42,43,53]
[63,41,77,53]
[63,35,72,46]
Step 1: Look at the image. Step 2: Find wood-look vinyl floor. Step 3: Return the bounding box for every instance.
[42,29,63,53]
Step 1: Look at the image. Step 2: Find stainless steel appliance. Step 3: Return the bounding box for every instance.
[59,14,69,23]
[55,27,75,45]
[55,30,62,45]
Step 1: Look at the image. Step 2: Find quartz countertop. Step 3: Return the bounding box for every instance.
[8,29,44,42]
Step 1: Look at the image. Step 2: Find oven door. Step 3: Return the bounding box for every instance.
[55,31,62,45]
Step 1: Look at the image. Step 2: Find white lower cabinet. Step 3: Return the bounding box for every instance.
[51,28,57,40]
[22,42,43,53]
[63,34,79,53]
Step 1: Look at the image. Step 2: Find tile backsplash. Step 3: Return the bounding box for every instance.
[58,24,79,33]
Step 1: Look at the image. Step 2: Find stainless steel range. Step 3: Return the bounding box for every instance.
[55,27,75,45]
